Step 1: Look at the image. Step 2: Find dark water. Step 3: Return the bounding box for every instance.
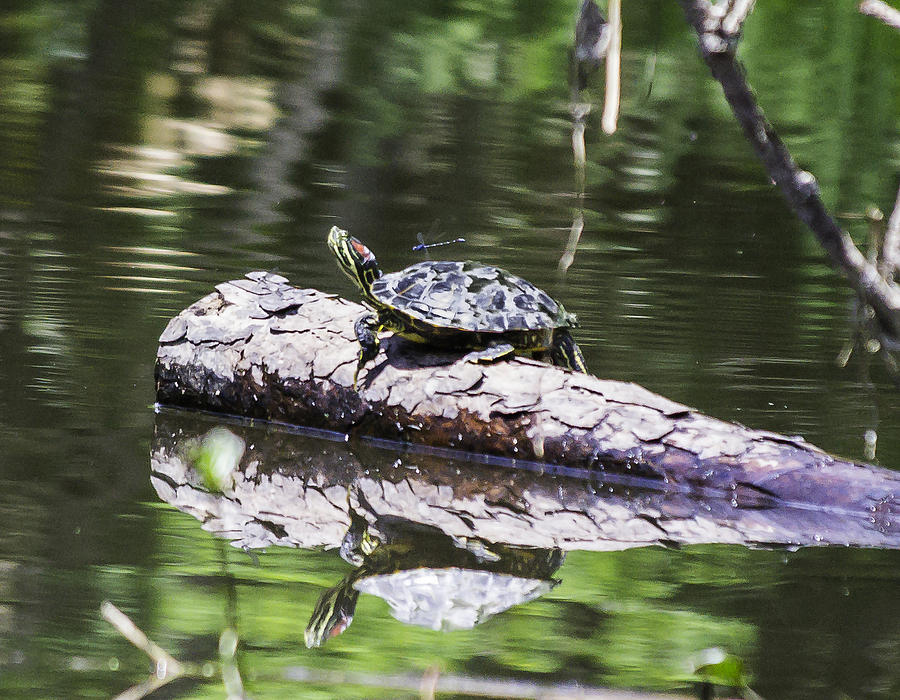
[1,1,899,698]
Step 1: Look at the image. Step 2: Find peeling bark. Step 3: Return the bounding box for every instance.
[156,272,900,529]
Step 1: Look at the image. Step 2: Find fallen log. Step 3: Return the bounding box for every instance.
[155,271,899,532]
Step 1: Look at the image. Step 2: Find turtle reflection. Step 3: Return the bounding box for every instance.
[305,514,564,647]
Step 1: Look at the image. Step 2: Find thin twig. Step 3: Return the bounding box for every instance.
[219,627,248,700]
[101,601,183,678]
[419,665,440,700]
[722,0,756,37]
[559,211,585,274]
[601,0,622,134]
[572,105,589,188]
[561,103,590,275]
[113,676,170,700]
[679,0,900,338]
[102,601,190,700]
[860,0,900,30]
[866,206,885,264]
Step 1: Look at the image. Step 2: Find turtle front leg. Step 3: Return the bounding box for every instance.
[353,313,382,388]
[550,329,587,373]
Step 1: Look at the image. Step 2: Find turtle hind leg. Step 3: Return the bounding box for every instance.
[353,313,382,388]
[464,343,515,365]
[550,329,588,372]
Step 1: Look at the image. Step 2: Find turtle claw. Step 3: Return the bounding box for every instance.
[352,352,374,390]
[353,314,382,389]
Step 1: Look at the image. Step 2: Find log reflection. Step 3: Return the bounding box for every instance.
[151,408,900,645]
[151,407,900,554]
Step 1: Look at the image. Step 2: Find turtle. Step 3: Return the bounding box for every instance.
[304,514,564,648]
[327,226,587,387]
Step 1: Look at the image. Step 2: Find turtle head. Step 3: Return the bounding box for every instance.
[304,578,360,648]
[327,226,382,298]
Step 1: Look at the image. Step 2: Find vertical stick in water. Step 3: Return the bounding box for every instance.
[602,0,622,134]
[561,103,590,275]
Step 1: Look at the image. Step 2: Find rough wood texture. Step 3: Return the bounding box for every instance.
[156,272,900,532]
[151,412,900,550]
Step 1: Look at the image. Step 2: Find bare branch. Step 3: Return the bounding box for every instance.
[860,0,900,30]
[679,0,900,338]
[882,185,900,278]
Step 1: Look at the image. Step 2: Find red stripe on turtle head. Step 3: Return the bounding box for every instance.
[350,238,375,264]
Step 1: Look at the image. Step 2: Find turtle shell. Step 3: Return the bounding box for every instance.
[354,568,558,631]
[369,261,567,333]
